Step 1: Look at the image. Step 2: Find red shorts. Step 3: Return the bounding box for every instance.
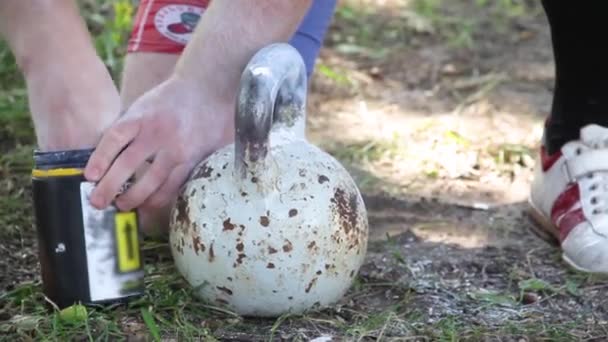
[127,0,210,54]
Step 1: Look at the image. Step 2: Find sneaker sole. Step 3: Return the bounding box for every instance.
[526,198,600,274]
[525,199,559,246]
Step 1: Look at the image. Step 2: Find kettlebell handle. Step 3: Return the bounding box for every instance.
[234,43,307,179]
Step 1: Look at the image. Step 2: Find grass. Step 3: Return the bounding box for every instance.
[331,0,541,53]
[327,134,403,165]
[1,255,604,340]
[79,0,135,79]
[0,258,220,340]
[1,225,595,341]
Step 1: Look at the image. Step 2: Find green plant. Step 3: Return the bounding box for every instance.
[83,0,135,79]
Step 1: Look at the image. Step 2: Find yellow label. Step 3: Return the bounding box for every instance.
[114,212,141,273]
[32,168,84,178]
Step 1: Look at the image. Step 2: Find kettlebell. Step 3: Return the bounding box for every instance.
[169,43,368,317]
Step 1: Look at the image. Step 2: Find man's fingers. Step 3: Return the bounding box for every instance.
[88,137,157,209]
[115,151,173,211]
[144,162,193,210]
[85,119,141,182]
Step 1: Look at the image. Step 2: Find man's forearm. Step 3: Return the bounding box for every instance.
[0,0,100,77]
[0,1,120,151]
[173,0,313,103]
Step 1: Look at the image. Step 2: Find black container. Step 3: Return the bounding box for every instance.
[31,149,144,309]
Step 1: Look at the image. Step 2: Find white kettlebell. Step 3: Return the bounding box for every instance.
[169,43,369,317]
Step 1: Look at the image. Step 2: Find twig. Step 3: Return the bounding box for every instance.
[343,289,386,302]
[305,317,343,327]
[451,72,508,116]
[451,72,507,90]
[268,313,293,342]
[525,248,539,278]
[376,312,395,342]
[201,304,241,318]
[43,295,60,311]
[581,283,608,292]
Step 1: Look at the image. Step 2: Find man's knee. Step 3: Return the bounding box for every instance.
[289,0,338,77]
[120,53,180,108]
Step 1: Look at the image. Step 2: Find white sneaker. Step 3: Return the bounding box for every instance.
[529,124,608,273]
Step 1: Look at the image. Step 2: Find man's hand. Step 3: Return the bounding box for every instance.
[84,0,312,213]
[85,75,233,211]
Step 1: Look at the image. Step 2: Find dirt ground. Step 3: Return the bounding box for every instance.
[2,0,608,340]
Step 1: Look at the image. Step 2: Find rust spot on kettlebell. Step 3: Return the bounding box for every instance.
[192,236,205,255]
[268,246,278,254]
[193,162,213,179]
[289,209,298,217]
[318,175,329,184]
[209,243,215,262]
[267,262,275,269]
[236,253,246,265]
[236,242,244,252]
[260,216,270,227]
[217,286,233,295]
[307,241,316,250]
[331,188,358,235]
[305,277,318,293]
[282,240,293,252]
[223,218,236,231]
[175,195,190,227]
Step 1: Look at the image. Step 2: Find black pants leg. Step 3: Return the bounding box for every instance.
[543,0,608,154]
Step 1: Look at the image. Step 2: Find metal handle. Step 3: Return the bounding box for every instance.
[234,43,307,179]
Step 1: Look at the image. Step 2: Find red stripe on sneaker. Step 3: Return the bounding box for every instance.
[550,184,580,223]
[558,207,585,242]
[550,184,586,242]
[541,146,562,172]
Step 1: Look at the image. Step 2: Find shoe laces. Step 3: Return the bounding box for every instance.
[572,126,608,216]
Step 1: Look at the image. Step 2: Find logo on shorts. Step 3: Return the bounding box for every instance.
[154,5,204,45]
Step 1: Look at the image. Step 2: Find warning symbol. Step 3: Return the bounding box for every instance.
[115,212,141,273]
